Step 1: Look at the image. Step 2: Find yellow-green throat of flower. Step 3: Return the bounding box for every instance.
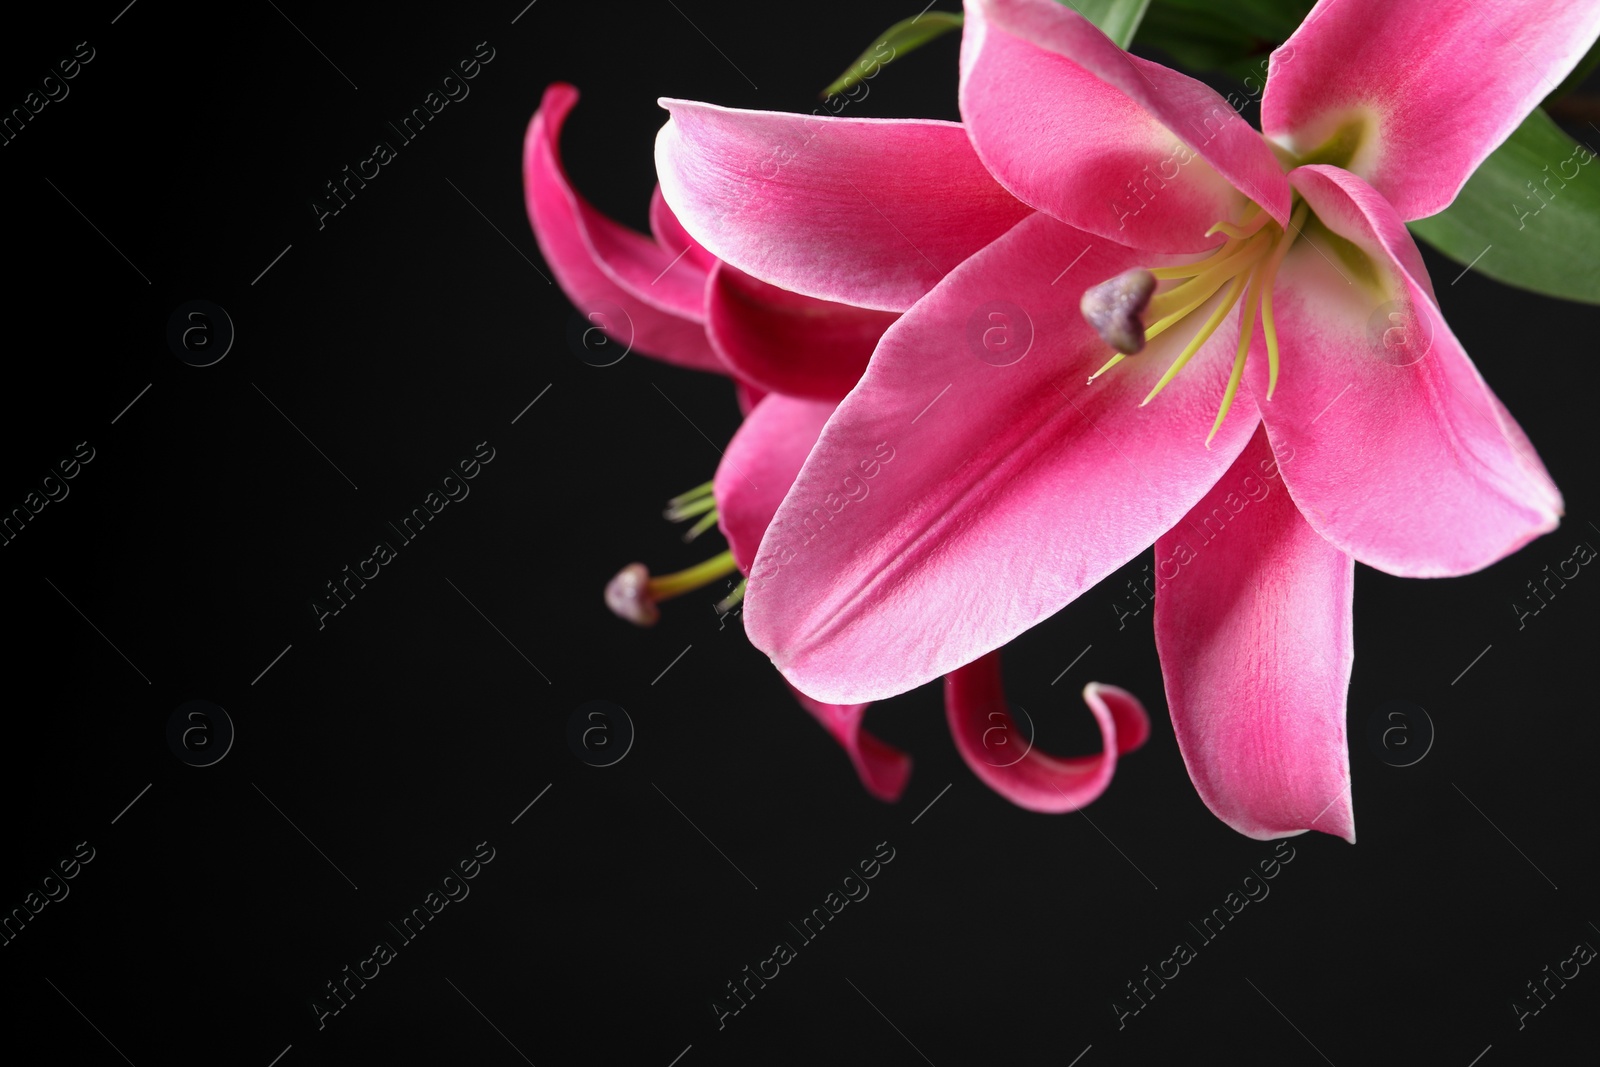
[1080,198,1312,446]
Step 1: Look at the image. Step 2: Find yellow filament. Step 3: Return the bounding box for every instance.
[1086,200,1308,424]
[1257,200,1311,399]
[1145,277,1232,344]
[1205,202,1270,240]
[1142,271,1249,406]
[665,494,717,522]
[715,578,748,615]
[1207,273,1262,447]
[1088,351,1126,382]
[648,550,739,601]
[1146,229,1274,320]
[1202,202,1308,440]
[1261,287,1281,398]
[1148,236,1244,280]
[683,509,720,542]
[666,479,715,508]
[1144,231,1272,345]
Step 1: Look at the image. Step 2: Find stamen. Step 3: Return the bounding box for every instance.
[1145,228,1273,321]
[1206,272,1262,447]
[1141,271,1248,407]
[1087,351,1125,383]
[1258,201,1310,399]
[1144,283,1228,345]
[664,493,717,523]
[682,509,720,542]
[604,550,740,627]
[1081,199,1309,419]
[1080,269,1157,354]
[666,479,715,509]
[1148,229,1253,280]
[1204,202,1269,240]
[715,578,747,616]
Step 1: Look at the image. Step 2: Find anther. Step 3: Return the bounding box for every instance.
[1080,269,1157,355]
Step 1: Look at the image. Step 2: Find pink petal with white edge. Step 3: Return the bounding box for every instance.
[743,212,1259,706]
[1262,0,1600,220]
[787,685,912,803]
[945,650,1149,813]
[1245,165,1562,577]
[961,0,1290,250]
[655,99,1032,312]
[707,261,896,401]
[714,393,838,574]
[1154,426,1354,842]
[648,184,717,273]
[524,84,723,373]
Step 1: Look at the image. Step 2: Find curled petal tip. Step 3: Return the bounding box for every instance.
[786,684,914,803]
[1082,681,1151,755]
[604,562,659,626]
[945,653,1149,813]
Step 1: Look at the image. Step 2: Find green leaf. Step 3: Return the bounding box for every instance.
[819,0,1150,98]
[821,11,963,98]
[1408,109,1600,304]
[1134,0,1311,74]
[1062,0,1153,48]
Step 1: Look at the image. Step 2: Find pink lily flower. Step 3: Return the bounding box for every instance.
[525,83,900,798]
[527,81,1150,810]
[655,0,1592,840]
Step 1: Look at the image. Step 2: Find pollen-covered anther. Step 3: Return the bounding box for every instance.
[605,562,660,626]
[1079,268,1157,355]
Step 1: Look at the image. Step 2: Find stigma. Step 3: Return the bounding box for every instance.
[1082,199,1311,445]
[1079,268,1156,354]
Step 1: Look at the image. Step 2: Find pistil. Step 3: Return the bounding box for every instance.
[606,551,740,627]
[1080,269,1157,355]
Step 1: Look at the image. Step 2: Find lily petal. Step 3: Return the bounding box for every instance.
[735,380,767,417]
[707,262,897,401]
[744,212,1258,706]
[714,395,912,803]
[525,84,725,373]
[648,183,717,273]
[1263,0,1600,220]
[655,99,1032,311]
[961,0,1290,250]
[1246,165,1562,577]
[945,650,1149,813]
[714,393,839,574]
[787,685,913,803]
[1154,427,1355,842]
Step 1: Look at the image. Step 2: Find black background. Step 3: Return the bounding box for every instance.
[1,2,1596,1065]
